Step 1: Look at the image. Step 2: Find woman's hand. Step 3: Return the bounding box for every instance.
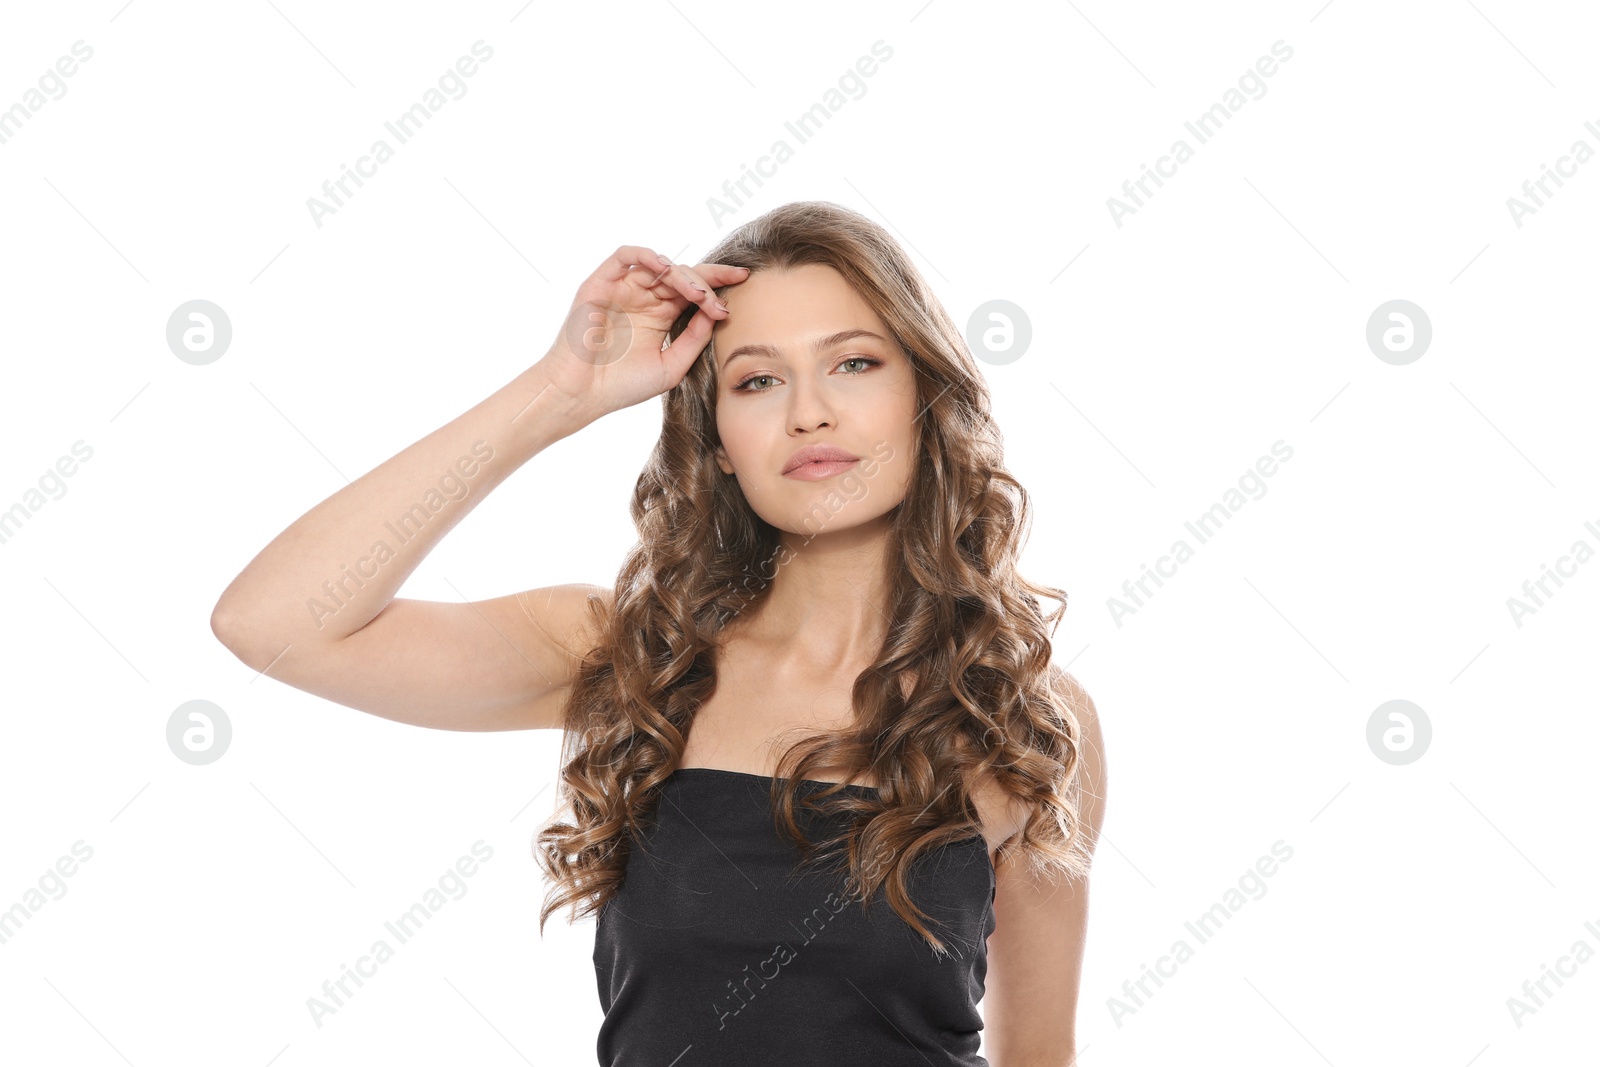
[537,245,749,419]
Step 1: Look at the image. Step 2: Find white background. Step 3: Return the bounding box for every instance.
[2,1,1596,1064]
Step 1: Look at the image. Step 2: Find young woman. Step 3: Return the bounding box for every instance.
[212,201,1106,1066]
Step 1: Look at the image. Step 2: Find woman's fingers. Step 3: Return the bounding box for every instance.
[604,246,721,318]
[598,246,749,319]
[694,262,753,288]
[653,261,730,319]
[601,245,675,286]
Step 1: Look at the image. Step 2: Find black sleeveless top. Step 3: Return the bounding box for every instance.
[592,767,996,1066]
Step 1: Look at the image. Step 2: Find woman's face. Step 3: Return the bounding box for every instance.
[709,263,919,540]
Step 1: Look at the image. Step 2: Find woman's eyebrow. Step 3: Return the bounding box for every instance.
[720,328,889,370]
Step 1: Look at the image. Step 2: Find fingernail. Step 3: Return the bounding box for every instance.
[716,300,729,312]
[692,285,707,294]
[657,254,672,266]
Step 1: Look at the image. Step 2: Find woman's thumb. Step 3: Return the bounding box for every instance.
[660,307,714,384]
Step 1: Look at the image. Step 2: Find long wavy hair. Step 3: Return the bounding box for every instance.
[534,201,1093,954]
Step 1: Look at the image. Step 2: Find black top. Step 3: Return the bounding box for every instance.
[593,766,996,1066]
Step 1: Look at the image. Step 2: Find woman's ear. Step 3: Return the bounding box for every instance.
[715,446,734,476]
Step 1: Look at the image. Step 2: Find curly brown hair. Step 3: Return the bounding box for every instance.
[533,201,1093,954]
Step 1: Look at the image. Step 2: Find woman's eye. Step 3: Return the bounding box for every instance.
[732,357,881,393]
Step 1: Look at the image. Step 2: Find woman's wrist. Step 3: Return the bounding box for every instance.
[501,358,606,450]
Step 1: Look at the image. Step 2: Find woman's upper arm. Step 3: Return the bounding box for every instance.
[983,672,1108,1063]
[223,582,613,732]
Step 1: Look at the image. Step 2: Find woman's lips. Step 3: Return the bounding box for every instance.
[782,459,861,481]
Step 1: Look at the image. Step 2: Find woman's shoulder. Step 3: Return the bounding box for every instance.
[964,664,1101,848]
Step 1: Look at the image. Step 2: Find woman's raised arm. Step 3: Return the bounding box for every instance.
[209,246,747,731]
